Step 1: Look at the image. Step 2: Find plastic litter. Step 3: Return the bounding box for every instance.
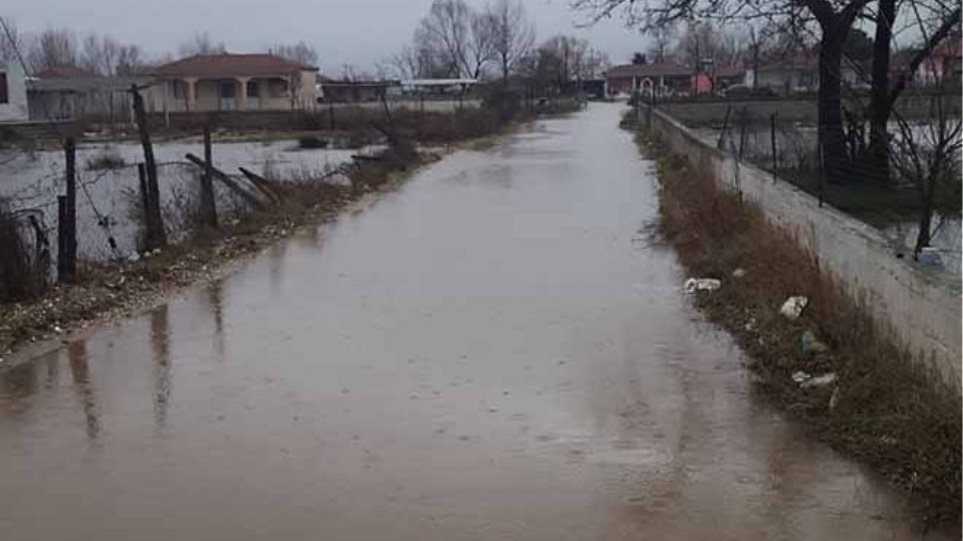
[780,296,808,319]
[684,278,722,294]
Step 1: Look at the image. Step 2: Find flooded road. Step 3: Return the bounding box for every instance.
[0,103,946,540]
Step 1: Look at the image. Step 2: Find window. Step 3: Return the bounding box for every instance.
[246,80,259,98]
[0,72,8,104]
[219,81,236,99]
[172,80,184,99]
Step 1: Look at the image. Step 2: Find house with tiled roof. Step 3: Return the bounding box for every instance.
[144,53,319,113]
[604,63,693,97]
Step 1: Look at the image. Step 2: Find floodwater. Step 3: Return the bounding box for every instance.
[0,139,362,262]
[0,103,950,540]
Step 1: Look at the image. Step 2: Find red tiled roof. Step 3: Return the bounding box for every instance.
[605,63,692,78]
[152,54,318,78]
[35,66,96,79]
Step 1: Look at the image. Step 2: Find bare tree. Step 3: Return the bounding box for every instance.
[417,0,471,77]
[28,28,78,71]
[267,41,319,66]
[673,21,740,70]
[745,25,769,88]
[890,96,962,259]
[115,44,143,75]
[488,0,536,80]
[648,24,676,63]
[0,17,24,65]
[583,47,611,78]
[467,11,498,78]
[864,0,961,184]
[178,32,226,57]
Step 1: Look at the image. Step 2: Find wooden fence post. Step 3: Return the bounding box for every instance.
[130,84,166,248]
[57,196,73,282]
[201,125,218,228]
[59,139,77,282]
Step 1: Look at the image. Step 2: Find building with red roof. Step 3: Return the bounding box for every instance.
[144,53,319,113]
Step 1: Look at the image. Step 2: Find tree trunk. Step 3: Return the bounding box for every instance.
[818,38,850,183]
[866,0,895,184]
[915,179,934,258]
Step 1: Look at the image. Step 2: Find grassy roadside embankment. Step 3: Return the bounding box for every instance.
[630,123,961,526]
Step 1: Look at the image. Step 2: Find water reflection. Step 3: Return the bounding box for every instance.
[206,280,227,363]
[150,305,171,431]
[67,340,100,440]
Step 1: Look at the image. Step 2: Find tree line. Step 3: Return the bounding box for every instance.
[572,0,961,184]
[0,21,320,77]
[387,0,610,87]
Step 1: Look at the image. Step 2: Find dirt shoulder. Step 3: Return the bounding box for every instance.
[634,129,961,527]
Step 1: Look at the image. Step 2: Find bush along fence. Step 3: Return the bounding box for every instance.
[633,101,961,391]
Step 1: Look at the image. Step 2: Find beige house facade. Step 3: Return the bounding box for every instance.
[0,62,29,122]
[145,54,318,113]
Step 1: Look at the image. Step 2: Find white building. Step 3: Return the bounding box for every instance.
[0,63,29,122]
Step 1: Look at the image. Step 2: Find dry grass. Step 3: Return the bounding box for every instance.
[643,130,961,526]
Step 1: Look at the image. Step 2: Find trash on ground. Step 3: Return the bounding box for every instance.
[800,330,830,355]
[780,296,808,319]
[800,373,837,389]
[791,371,811,384]
[917,247,943,267]
[732,268,747,278]
[684,278,722,294]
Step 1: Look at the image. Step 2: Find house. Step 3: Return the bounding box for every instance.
[605,63,692,97]
[26,67,148,122]
[319,79,400,102]
[893,43,963,87]
[714,66,748,89]
[755,55,860,94]
[0,62,29,123]
[145,53,319,113]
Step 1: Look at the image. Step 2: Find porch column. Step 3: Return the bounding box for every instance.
[184,77,198,112]
[237,77,250,111]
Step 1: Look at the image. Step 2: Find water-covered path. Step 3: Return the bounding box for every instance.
[0,103,939,540]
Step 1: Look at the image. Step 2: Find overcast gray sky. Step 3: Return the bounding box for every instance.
[5,0,647,73]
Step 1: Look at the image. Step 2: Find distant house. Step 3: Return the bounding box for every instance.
[0,62,29,123]
[755,56,860,94]
[144,53,319,113]
[26,67,148,121]
[893,43,963,87]
[605,63,692,97]
[714,66,748,89]
[319,79,400,103]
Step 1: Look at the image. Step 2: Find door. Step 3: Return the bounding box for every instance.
[219,81,236,111]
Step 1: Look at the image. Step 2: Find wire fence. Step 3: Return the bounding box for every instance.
[647,88,962,274]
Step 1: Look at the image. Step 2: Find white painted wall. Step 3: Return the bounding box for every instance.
[646,105,962,388]
[0,63,29,122]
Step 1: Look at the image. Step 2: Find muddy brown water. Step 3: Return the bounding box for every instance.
[0,103,953,540]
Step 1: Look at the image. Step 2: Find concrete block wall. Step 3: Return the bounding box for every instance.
[645,106,962,388]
